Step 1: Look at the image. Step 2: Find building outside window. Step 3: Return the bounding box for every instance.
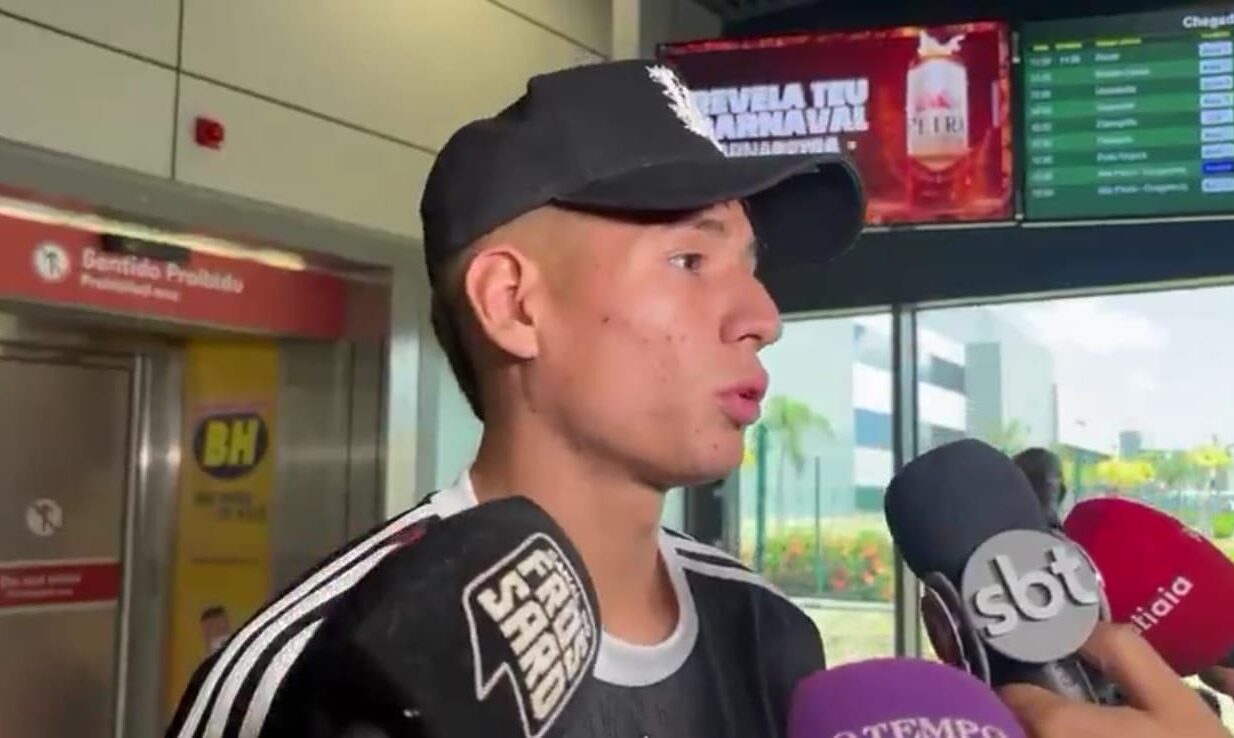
[740,283,1234,717]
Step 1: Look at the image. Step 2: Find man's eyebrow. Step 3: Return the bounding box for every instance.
[692,216,728,235]
[690,215,759,266]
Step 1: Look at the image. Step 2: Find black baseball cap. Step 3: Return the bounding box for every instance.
[419,59,865,288]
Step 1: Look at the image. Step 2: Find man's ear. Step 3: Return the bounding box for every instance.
[461,246,542,360]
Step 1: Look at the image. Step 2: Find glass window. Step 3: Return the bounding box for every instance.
[433,367,483,490]
[661,488,685,529]
[740,312,897,666]
[854,409,893,451]
[915,287,1234,725]
[921,356,966,395]
[853,321,893,370]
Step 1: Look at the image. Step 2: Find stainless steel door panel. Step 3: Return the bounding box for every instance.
[0,357,131,738]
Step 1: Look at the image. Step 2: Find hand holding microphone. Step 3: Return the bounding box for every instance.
[880,440,1228,737]
[999,622,1227,738]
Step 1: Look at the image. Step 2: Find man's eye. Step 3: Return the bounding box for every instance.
[669,253,704,272]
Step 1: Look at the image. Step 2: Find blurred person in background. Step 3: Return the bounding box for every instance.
[1014,447,1066,529]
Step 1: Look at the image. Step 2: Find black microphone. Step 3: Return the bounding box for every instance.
[312,496,602,737]
[885,439,1102,701]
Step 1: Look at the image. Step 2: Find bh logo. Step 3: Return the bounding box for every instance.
[961,529,1103,663]
[193,411,269,480]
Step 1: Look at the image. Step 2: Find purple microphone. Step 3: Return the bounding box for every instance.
[788,658,1026,738]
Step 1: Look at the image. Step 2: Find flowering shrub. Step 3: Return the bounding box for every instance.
[743,527,895,602]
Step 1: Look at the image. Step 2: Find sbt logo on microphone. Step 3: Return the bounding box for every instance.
[960,529,1103,663]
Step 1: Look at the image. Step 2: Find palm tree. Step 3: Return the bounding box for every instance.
[745,396,831,571]
[760,396,833,529]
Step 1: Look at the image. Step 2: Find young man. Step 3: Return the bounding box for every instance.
[414,53,871,732]
[166,58,865,738]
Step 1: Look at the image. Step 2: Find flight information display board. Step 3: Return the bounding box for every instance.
[1022,7,1234,220]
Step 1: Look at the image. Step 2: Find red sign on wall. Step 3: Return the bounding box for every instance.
[661,22,1014,226]
[0,214,351,339]
[0,559,122,611]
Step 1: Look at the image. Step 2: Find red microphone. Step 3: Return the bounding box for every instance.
[1063,497,1234,675]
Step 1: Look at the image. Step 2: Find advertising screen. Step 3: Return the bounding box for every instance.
[660,22,1014,225]
[1022,7,1234,220]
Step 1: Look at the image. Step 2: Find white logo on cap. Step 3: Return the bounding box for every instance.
[646,65,723,152]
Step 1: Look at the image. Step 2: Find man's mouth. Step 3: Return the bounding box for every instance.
[717,376,768,426]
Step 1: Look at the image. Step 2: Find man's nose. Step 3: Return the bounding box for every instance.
[722,276,782,349]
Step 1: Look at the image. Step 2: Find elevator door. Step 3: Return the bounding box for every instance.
[0,352,132,738]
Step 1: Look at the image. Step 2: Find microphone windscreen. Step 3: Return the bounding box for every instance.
[886,439,1049,583]
[1065,496,1234,676]
[333,496,601,737]
[788,658,1026,738]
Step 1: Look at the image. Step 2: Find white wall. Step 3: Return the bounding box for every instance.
[0,0,608,238]
[0,0,179,63]
[0,13,176,177]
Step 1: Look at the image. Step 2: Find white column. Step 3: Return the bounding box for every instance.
[611,0,642,60]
